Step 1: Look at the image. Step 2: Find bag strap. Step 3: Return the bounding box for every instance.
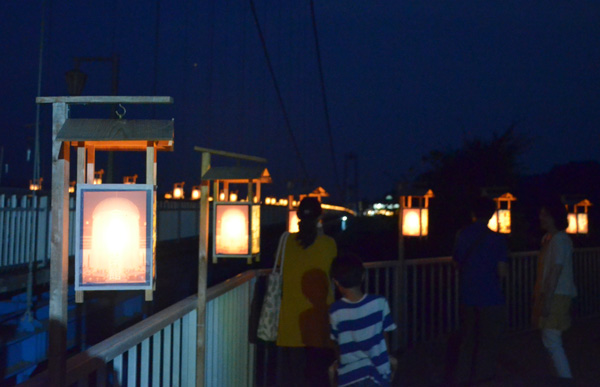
[272,232,290,273]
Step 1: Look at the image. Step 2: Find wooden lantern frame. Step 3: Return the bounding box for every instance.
[489,192,517,234]
[565,198,592,234]
[38,95,174,385]
[400,188,434,237]
[203,165,271,263]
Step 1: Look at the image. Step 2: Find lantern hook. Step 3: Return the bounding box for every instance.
[115,104,127,119]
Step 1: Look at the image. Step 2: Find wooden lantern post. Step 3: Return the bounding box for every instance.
[193,147,268,387]
[37,96,173,386]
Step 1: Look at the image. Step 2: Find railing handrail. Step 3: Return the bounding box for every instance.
[22,270,259,386]
[21,247,600,386]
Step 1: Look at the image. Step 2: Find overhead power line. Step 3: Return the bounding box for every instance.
[309,0,341,196]
[248,0,310,182]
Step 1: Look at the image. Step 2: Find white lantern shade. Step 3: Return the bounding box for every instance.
[403,208,428,236]
[215,203,261,257]
[488,209,511,234]
[75,184,153,290]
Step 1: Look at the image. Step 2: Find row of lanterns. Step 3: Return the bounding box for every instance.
[399,189,591,237]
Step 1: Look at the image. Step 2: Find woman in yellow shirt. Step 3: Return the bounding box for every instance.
[277,197,337,387]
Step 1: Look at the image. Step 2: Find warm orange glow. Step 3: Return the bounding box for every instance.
[289,210,299,233]
[566,214,577,234]
[29,178,43,191]
[230,192,238,201]
[488,209,511,233]
[80,191,148,285]
[219,192,226,201]
[123,175,138,184]
[191,188,201,200]
[173,187,183,199]
[567,213,589,234]
[578,213,589,234]
[93,170,104,185]
[164,193,173,199]
[215,205,249,255]
[403,208,428,236]
[251,205,260,254]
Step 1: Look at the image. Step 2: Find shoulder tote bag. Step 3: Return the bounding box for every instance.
[257,231,289,341]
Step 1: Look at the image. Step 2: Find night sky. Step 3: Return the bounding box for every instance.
[2,1,599,201]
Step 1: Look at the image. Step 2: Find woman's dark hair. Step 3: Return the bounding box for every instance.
[297,197,322,220]
[296,197,322,249]
[330,254,364,288]
[541,199,569,231]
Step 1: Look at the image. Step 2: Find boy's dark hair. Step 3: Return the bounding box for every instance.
[330,254,365,288]
[541,198,569,231]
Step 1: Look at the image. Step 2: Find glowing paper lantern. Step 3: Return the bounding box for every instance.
[29,178,43,191]
[75,184,153,290]
[93,169,104,185]
[288,210,299,233]
[483,191,516,234]
[191,186,201,200]
[565,198,592,234]
[204,166,271,262]
[172,182,185,199]
[214,203,261,256]
[400,189,433,237]
[488,209,512,234]
[402,208,429,237]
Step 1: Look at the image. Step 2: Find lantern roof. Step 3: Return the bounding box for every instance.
[56,118,174,151]
[481,187,516,201]
[562,196,592,208]
[494,192,517,202]
[310,186,330,197]
[202,166,272,184]
[398,187,434,198]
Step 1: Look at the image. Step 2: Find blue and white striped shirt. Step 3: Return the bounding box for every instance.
[330,294,396,386]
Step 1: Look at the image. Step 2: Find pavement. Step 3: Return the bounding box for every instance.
[393,316,600,386]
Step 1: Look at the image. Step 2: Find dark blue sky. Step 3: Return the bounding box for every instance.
[2,1,599,201]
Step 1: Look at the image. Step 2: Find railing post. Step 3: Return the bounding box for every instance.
[396,195,406,349]
[196,151,211,387]
[48,101,70,387]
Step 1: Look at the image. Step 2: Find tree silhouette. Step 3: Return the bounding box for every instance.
[415,125,530,254]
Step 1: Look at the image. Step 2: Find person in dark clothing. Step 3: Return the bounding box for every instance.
[449,197,508,385]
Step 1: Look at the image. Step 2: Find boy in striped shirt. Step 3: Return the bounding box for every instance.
[329,255,397,386]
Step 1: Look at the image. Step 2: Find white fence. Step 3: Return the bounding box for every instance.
[0,195,292,271]
[22,272,256,387]
[0,194,52,268]
[364,248,600,347]
[19,248,600,386]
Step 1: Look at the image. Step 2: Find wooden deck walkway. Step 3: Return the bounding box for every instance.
[393,316,600,386]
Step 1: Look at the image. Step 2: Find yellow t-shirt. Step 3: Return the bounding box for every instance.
[276,233,337,348]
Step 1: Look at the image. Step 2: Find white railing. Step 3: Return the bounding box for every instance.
[19,248,600,386]
[0,194,52,268]
[0,195,291,270]
[22,272,257,387]
[364,248,600,347]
